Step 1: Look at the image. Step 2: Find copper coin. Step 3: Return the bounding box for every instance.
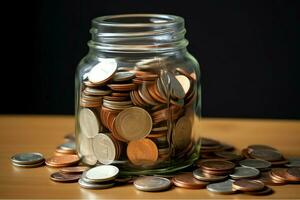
[59,166,90,173]
[245,186,273,196]
[232,179,265,192]
[127,139,158,166]
[172,173,208,189]
[45,155,80,167]
[200,138,220,146]
[259,172,286,186]
[50,171,82,182]
[247,144,277,152]
[249,149,283,162]
[286,168,300,182]
[199,159,235,171]
[270,168,289,182]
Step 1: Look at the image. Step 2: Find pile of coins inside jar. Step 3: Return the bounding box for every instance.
[78,59,197,167]
[11,135,300,195]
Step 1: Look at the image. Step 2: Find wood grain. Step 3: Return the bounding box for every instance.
[0,115,299,199]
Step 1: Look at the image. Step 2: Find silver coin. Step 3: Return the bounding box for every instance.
[112,71,135,82]
[239,159,271,170]
[88,59,117,84]
[133,176,171,192]
[85,165,119,182]
[78,178,115,189]
[79,108,100,139]
[230,167,260,179]
[92,134,116,164]
[207,180,236,194]
[286,158,300,167]
[193,168,227,182]
[59,142,76,151]
[78,133,97,166]
[11,152,44,165]
[12,160,45,168]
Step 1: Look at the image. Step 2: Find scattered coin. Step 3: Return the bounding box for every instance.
[45,155,80,168]
[245,186,273,196]
[50,171,82,182]
[207,180,236,194]
[134,176,171,192]
[85,165,119,183]
[286,158,300,168]
[172,173,208,189]
[249,149,283,162]
[230,167,260,179]
[56,142,76,154]
[199,159,235,171]
[11,152,44,165]
[12,160,45,168]
[286,168,300,182]
[78,178,115,189]
[247,144,277,152]
[239,159,271,170]
[215,152,242,161]
[233,179,265,192]
[59,166,90,173]
[259,172,286,186]
[193,168,227,182]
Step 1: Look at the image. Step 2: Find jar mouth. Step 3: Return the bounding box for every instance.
[89,14,188,53]
[92,14,183,28]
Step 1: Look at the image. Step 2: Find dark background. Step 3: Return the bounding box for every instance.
[1,0,299,119]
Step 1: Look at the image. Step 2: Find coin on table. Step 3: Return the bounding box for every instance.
[207,179,236,194]
[270,168,288,182]
[215,151,242,161]
[127,139,158,166]
[172,116,192,150]
[239,159,271,170]
[85,165,119,183]
[286,158,300,167]
[193,168,227,182]
[12,160,45,168]
[249,149,283,162]
[115,107,152,141]
[172,173,208,189]
[88,59,117,84]
[134,176,171,192]
[247,144,277,151]
[232,179,265,192]
[258,172,286,186]
[92,133,116,165]
[56,142,76,154]
[112,71,135,82]
[79,108,100,138]
[245,186,273,196]
[11,152,44,165]
[286,168,300,182]
[50,171,82,182]
[175,75,191,95]
[78,178,115,189]
[230,167,260,179]
[45,155,80,167]
[199,159,235,171]
[60,166,90,173]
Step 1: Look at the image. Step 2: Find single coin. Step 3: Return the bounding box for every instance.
[193,168,227,182]
[60,166,90,173]
[175,75,191,95]
[230,167,260,179]
[88,59,117,84]
[45,155,80,167]
[56,142,76,154]
[127,139,158,166]
[239,159,272,170]
[215,152,242,161]
[233,179,265,192]
[207,180,236,194]
[85,165,119,182]
[270,168,288,182]
[172,116,192,150]
[112,71,135,82]
[115,107,152,141]
[286,168,300,182]
[247,144,277,151]
[83,87,112,96]
[12,160,45,168]
[259,172,286,186]
[160,71,185,99]
[50,171,81,182]
[245,186,273,196]
[78,178,115,189]
[286,158,300,167]
[92,133,116,165]
[199,159,235,171]
[249,149,283,162]
[79,108,99,138]
[11,152,44,165]
[133,176,171,192]
[173,173,208,189]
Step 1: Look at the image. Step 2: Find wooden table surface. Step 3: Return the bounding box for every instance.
[0,115,300,199]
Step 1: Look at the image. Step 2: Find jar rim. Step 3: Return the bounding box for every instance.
[92,14,184,28]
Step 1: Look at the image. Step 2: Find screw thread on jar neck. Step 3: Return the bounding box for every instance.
[88,14,189,53]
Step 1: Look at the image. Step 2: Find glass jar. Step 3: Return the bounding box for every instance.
[75,14,201,175]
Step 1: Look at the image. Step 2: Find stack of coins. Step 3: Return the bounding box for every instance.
[196,159,236,176]
[11,152,45,168]
[78,60,197,167]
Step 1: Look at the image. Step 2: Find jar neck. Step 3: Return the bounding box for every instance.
[87,14,189,53]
